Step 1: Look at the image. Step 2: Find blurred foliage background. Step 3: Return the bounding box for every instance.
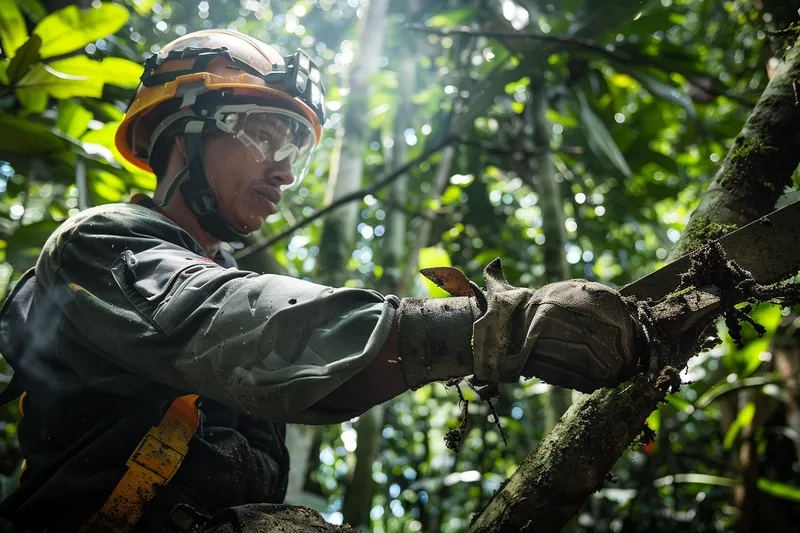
[1,0,800,531]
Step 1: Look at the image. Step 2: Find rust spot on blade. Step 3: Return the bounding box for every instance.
[420,266,474,296]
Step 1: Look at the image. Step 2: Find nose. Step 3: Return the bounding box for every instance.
[267,166,295,188]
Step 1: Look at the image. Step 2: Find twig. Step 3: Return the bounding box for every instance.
[406,23,629,63]
[458,137,584,156]
[234,135,456,260]
[379,196,442,222]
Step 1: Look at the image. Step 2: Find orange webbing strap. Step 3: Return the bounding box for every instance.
[79,394,200,533]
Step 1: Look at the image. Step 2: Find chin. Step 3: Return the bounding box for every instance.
[238,213,266,232]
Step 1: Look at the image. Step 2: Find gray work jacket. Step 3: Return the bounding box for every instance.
[0,202,398,531]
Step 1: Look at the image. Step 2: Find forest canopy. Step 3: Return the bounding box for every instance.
[1,0,800,532]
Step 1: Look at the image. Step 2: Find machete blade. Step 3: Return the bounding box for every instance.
[621,200,800,301]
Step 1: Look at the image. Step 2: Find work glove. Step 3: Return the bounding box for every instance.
[397,258,644,393]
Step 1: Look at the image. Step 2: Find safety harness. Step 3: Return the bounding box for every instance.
[78,394,201,533]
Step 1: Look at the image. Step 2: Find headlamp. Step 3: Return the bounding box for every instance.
[266,49,327,125]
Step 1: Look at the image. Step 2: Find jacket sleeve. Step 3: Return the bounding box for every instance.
[35,205,399,424]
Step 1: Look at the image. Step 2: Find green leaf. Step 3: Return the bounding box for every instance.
[418,246,452,298]
[723,402,756,450]
[665,394,692,413]
[425,8,474,27]
[757,479,800,503]
[576,90,632,177]
[6,220,62,271]
[6,35,42,85]
[626,9,681,38]
[0,0,28,58]
[15,86,48,111]
[48,56,144,90]
[15,56,142,101]
[0,111,70,155]
[668,473,739,488]
[17,0,47,22]
[645,407,660,434]
[440,185,462,206]
[132,0,157,16]
[57,100,93,139]
[82,121,155,179]
[615,65,695,115]
[16,64,102,99]
[722,304,783,377]
[33,3,130,59]
[91,169,126,203]
[695,376,774,409]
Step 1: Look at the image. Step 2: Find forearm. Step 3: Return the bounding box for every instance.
[318,314,407,411]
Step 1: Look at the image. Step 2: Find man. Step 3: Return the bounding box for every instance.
[0,30,644,532]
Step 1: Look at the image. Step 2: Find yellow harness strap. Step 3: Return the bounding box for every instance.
[80,394,200,533]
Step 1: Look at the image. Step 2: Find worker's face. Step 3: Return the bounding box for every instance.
[200,129,295,233]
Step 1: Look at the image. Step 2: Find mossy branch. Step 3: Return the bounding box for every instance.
[668,36,800,260]
[467,35,800,533]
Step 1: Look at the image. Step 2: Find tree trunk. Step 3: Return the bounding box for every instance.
[316,0,390,286]
[526,77,572,433]
[340,404,384,530]
[400,145,456,296]
[341,4,418,526]
[467,34,800,533]
[667,34,800,261]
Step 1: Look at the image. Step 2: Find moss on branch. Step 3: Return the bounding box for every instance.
[468,34,800,533]
[669,38,800,260]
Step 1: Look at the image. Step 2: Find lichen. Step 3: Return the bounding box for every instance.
[674,215,738,258]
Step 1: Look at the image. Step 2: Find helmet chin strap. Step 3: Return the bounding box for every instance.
[170,120,250,243]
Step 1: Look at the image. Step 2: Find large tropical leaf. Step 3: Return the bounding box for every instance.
[575,89,632,177]
[0,112,70,155]
[6,35,41,86]
[613,64,695,115]
[57,100,93,139]
[0,0,27,58]
[757,479,800,503]
[6,219,62,271]
[16,0,47,23]
[48,56,144,90]
[15,64,102,99]
[32,3,130,59]
[15,56,142,102]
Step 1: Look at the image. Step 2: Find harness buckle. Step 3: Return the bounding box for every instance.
[126,426,188,482]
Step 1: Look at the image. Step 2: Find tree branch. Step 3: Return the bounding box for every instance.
[467,36,800,533]
[405,23,624,63]
[668,37,800,260]
[458,137,584,157]
[234,135,455,261]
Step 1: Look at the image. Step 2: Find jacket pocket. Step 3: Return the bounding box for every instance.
[110,249,164,331]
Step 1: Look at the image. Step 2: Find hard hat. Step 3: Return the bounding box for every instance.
[115,29,326,175]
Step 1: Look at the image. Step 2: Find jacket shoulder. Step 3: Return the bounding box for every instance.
[58,203,179,236]
[36,203,203,274]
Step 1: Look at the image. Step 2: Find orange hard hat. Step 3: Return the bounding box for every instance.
[115,29,326,173]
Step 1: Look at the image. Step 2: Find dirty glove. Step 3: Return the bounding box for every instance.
[397,258,643,393]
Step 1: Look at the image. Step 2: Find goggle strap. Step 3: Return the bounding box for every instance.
[179,129,248,242]
[153,163,189,208]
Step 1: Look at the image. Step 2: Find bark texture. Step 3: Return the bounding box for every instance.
[468,37,800,533]
[668,39,800,260]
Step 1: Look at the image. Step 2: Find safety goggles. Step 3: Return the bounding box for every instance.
[213,104,317,187]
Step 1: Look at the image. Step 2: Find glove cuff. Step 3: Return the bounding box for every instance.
[397,297,477,390]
